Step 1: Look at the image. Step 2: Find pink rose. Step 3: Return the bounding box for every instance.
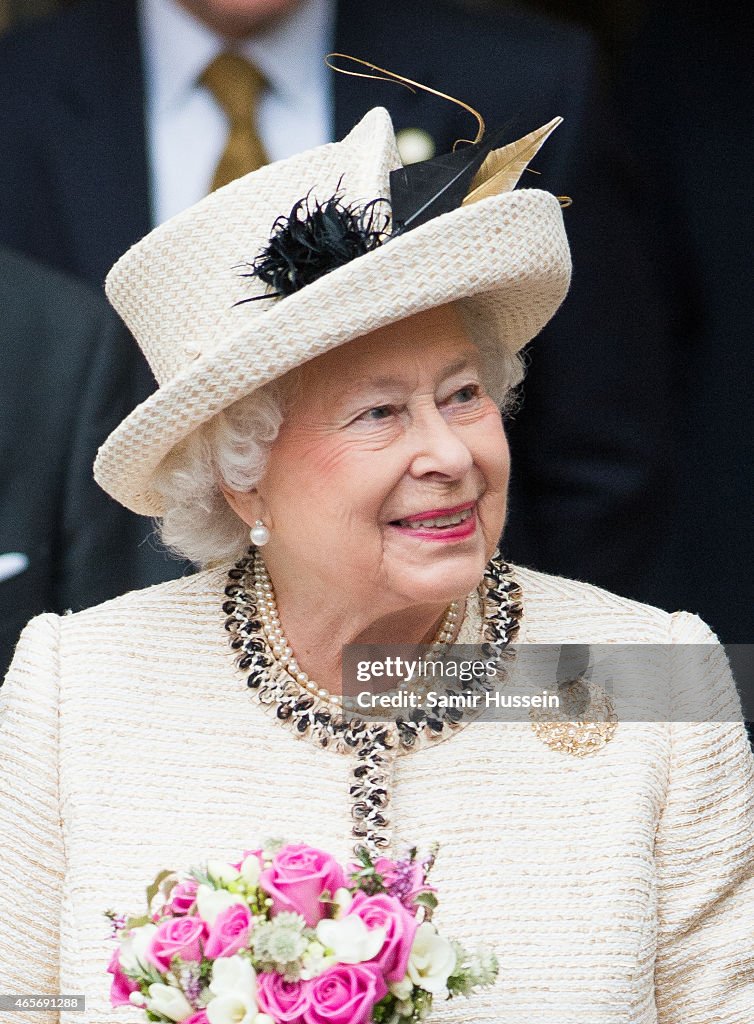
[303,963,386,1024]
[257,972,312,1023]
[346,891,419,982]
[169,878,199,916]
[145,915,207,970]
[182,1013,210,1024]
[204,902,253,959]
[106,946,140,1007]
[260,844,347,927]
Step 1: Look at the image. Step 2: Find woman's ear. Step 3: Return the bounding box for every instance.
[221,486,266,530]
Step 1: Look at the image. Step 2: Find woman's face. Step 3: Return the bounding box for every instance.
[228,303,510,615]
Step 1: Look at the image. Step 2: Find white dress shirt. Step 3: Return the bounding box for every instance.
[140,0,335,225]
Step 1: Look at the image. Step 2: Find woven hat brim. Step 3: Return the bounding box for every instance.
[94,189,571,516]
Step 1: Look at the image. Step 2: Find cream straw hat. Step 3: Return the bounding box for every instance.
[94,107,571,516]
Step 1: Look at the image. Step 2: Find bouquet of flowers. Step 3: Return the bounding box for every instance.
[106,840,498,1024]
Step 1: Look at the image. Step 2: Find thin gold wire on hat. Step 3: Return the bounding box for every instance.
[325,53,486,146]
[325,53,571,208]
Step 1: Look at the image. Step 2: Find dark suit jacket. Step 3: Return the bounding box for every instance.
[0,0,677,610]
[0,248,187,679]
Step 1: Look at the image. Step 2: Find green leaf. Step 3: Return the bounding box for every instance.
[190,867,216,889]
[414,892,439,911]
[124,914,152,931]
[146,869,174,908]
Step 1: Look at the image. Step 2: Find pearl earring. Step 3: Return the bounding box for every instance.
[249,519,270,546]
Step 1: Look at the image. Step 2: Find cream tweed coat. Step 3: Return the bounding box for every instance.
[0,564,752,1024]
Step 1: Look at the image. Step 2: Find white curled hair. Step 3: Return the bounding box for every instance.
[153,303,526,568]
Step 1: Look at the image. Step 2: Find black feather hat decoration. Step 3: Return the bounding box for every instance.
[388,124,509,234]
[235,191,391,304]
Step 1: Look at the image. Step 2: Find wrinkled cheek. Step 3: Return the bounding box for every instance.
[478,434,510,548]
[485,427,511,500]
[275,428,364,486]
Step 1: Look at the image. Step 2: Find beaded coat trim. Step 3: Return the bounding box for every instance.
[223,547,523,855]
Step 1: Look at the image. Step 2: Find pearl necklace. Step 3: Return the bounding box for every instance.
[252,551,461,707]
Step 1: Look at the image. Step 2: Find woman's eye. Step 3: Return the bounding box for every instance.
[360,405,393,421]
[448,384,481,404]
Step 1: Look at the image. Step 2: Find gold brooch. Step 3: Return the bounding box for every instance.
[529,677,618,756]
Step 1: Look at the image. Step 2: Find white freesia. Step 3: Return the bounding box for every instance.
[406,922,457,996]
[145,983,194,1021]
[316,915,386,964]
[206,957,258,1024]
[300,939,337,980]
[332,887,353,918]
[389,976,413,1000]
[208,860,242,885]
[209,955,257,997]
[206,994,257,1024]
[240,855,261,887]
[118,923,158,973]
[197,883,247,924]
[128,991,147,1007]
[253,1016,275,1024]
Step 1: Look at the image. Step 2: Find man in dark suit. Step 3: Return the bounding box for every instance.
[0,0,676,604]
[0,247,186,679]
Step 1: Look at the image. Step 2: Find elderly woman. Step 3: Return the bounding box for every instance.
[0,108,752,1024]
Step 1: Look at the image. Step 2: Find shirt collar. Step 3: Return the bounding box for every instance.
[241,0,334,103]
[140,0,336,114]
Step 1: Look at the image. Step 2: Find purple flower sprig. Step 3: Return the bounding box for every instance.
[349,844,439,916]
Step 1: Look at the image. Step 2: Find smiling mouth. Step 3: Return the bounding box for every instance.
[391,507,474,530]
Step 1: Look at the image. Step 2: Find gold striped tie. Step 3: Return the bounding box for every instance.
[200,52,269,192]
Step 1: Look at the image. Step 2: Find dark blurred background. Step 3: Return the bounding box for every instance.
[0,0,711,72]
[1,0,648,48]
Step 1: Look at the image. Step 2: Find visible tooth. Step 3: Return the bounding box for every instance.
[436,513,463,526]
[396,508,472,529]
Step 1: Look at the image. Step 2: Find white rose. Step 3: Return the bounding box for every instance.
[240,855,261,888]
[145,983,194,1021]
[208,861,242,886]
[206,994,257,1024]
[197,883,247,925]
[316,915,386,964]
[119,923,158,973]
[406,922,457,996]
[209,955,257,998]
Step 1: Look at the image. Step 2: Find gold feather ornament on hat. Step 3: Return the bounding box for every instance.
[463,117,564,205]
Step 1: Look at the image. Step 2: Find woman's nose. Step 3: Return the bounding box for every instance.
[408,406,474,480]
